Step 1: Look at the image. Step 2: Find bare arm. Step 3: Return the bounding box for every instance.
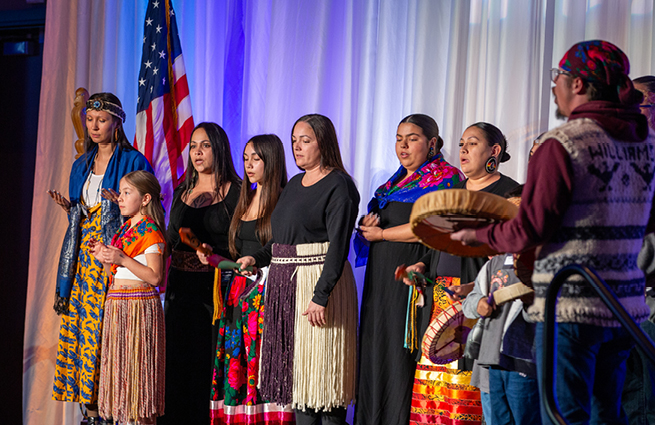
[360,222,418,243]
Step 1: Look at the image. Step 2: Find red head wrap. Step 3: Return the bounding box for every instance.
[559,40,643,105]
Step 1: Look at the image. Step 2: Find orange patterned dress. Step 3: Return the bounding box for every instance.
[410,276,483,425]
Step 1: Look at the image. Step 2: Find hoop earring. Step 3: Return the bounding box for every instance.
[485,157,497,173]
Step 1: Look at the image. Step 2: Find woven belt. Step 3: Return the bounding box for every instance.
[171,249,213,272]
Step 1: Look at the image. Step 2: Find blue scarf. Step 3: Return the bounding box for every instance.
[54,145,152,314]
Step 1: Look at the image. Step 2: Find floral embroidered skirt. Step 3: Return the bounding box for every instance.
[210,273,294,424]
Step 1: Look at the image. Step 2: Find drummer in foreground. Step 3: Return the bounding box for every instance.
[451,40,655,425]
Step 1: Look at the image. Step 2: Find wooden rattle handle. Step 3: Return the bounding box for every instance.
[179,227,212,255]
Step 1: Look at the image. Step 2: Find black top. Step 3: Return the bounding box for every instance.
[235,219,262,257]
[252,170,360,306]
[454,173,519,196]
[168,182,240,259]
[454,174,520,283]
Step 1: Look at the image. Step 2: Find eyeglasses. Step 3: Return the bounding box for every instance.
[640,104,654,108]
[550,68,572,83]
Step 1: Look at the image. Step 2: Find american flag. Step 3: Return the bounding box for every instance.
[135,0,193,216]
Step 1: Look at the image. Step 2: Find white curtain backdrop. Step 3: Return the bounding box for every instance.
[24,0,655,423]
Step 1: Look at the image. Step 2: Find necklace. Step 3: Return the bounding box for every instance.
[84,160,105,207]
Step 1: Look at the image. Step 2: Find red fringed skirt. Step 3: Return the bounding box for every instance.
[98,286,165,423]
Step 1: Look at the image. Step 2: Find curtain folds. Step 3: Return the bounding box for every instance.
[25,1,655,423]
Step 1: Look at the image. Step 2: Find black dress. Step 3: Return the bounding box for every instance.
[159,183,239,425]
[355,201,431,425]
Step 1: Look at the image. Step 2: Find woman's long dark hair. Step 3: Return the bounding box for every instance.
[228,135,287,258]
[292,114,348,175]
[467,122,511,163]
[179,122,241,202]
[83,92,134,154]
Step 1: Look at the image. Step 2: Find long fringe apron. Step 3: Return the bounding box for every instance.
[259,242,358,412]
[53,203,106,404]
[98,286,165,423]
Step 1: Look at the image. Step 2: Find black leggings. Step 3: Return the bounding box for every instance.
[294,407,348,425]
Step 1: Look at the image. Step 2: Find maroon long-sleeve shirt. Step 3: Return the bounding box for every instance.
[476,100,654,252]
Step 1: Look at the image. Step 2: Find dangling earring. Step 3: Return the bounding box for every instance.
[114,128,119,142]
[427,146,435,160]
[485,157,497,173]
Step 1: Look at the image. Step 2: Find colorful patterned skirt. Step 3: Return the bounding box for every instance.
[53,204,106,404]
[98,285,165,423]
[210,272,294,424]
[410,277,483,425]
[259,242,358,412]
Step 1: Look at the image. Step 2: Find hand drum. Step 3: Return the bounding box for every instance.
[410,189,518,257]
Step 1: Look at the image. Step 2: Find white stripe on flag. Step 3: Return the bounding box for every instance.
[150,97,174,199]
[135,111,148,152]
[176,96,193,130]
[173,55,186,83]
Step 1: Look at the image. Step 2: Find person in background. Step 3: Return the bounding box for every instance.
[355,114,462,425]
[50,92,152,424]
[161,122,241,425]
[237,114,360,425]
[451,40,653,425]
[622,75,655,425]
[529,133,545,160]
[462,185,541,425]
[634,76,655,129]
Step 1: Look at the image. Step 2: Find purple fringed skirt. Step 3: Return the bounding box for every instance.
[259,242,358,411]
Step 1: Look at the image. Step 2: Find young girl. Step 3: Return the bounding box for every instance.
[90,170,167,424]
[197,134,294,424]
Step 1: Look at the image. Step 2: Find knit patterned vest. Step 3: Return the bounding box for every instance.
[528,118,655,326]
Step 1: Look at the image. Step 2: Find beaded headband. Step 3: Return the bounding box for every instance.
[86,98,126,123]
